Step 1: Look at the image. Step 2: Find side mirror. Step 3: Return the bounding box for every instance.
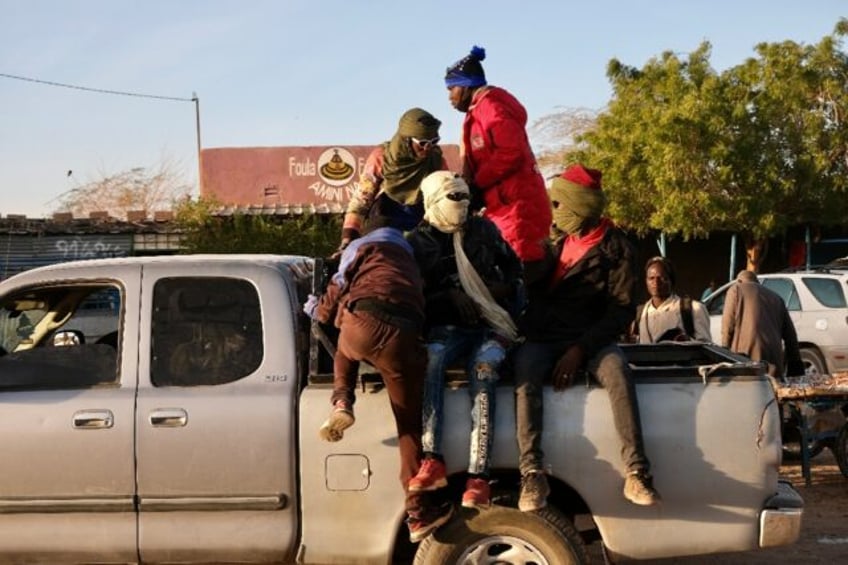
[53,330,83,347]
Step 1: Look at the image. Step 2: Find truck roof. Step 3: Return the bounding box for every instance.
[0,254,316,288]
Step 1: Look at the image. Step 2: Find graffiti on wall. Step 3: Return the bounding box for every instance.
[54,238,130,260]
[0,234,134,281]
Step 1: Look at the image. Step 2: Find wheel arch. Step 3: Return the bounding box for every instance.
[389,466,601,563]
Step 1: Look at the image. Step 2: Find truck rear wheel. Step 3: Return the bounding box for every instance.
[413,504,588,565]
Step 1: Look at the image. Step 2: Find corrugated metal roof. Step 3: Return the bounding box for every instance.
[0,204,342,235]
[212,203,345,216]
[0,216,181,235]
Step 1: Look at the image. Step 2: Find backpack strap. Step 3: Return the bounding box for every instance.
[630,301,646,340]
[680,296,695,338]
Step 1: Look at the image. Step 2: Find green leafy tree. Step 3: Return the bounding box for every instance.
[174,197,341,257]
[573,20,848,272]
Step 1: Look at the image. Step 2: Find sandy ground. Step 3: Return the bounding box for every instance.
[630,450,848,564]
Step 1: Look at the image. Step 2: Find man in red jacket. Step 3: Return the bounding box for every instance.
[445,46,552,284]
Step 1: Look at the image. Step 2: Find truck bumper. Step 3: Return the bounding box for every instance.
[759,480,804,548]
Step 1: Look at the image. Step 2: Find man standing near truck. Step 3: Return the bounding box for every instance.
[513,164,661,512]
[721,270,804,380]
[305,218,453,543]
[629,256,712,343]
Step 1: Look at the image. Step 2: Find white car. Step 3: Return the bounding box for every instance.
[703,267,848,377]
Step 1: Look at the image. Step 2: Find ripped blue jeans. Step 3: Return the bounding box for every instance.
[422,325,508,476]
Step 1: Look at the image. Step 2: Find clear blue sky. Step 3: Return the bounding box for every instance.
[1,1,845,218]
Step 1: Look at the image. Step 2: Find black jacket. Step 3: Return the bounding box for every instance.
[521,226,637,358]
[407,216,523,329]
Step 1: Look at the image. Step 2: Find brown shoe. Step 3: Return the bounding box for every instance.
[408,501,453,543]
[624,471,661,506]
[318,400,355,442]
[518,471,550,512]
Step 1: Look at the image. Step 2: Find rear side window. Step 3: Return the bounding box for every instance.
[762,278,801,311]
[801,277,847,308]
[151,277,263,387]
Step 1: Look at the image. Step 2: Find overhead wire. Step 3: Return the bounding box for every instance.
[0,72,195,102]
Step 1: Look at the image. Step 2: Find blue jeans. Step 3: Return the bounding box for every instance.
[513,341,650,477]
[422,325,508,476]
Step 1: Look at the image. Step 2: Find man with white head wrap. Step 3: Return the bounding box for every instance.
[406,171,523,509]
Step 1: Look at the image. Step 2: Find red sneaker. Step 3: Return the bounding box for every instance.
[408,458,448,492]
[461,477,491,509]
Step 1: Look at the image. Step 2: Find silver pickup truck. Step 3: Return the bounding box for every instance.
[0,254,802,564]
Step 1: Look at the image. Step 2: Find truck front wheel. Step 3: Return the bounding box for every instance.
[413,504,588,565]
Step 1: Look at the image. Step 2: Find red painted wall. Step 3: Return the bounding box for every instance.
[200,145,461,207]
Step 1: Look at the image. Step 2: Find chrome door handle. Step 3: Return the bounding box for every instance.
[73,410,114,429]
[149,408,188,427]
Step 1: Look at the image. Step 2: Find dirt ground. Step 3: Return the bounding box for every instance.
[634,450,848,564]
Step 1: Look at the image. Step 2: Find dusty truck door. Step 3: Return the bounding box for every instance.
[135,262,299,563]
[0,265,140,562]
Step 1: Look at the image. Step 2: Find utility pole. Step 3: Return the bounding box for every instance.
[192,92,202,194]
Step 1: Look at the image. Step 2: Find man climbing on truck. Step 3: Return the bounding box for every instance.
[304,217,453,543]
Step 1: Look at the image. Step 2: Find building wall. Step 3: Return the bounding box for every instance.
[200,145,462,208]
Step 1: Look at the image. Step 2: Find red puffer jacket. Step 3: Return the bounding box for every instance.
[461,86,552,262]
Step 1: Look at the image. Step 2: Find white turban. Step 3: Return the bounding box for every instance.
[419,170,517,341]
[420,171,470,234]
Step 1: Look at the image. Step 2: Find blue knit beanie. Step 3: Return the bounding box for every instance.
[445,46,487,88]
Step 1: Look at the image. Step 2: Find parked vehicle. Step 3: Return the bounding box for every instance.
[703,267,848,377]
[0,255,802,564]
[703,268,848,460]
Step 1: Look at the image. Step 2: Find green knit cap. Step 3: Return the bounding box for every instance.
[397,108,441,139]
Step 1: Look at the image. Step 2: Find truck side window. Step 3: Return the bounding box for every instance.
[151,277,263,387]
[0,284,121,389]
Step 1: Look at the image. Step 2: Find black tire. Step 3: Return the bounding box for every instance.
[800,347,827,379]
[835,423,848,478]
[413,504,589,565]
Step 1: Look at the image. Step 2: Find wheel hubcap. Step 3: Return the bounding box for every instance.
[456,534,549,564]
